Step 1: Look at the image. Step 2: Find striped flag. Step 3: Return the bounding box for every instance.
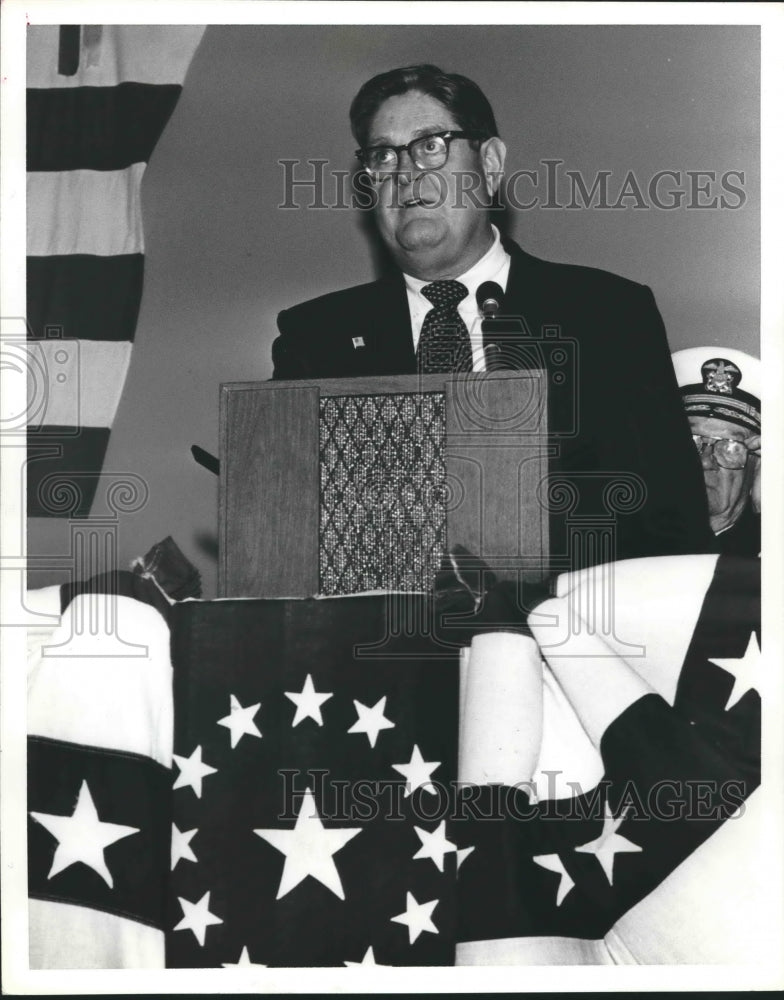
[26,25,205,518]
[27,577,173,968]
[454,553,764,964]
[26,554,766,967]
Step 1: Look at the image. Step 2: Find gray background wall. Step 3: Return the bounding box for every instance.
[28,24,760,597]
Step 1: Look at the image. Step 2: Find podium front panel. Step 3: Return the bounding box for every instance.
[219,372,548,598]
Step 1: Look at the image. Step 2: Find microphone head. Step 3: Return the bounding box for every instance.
[476,280,504,318]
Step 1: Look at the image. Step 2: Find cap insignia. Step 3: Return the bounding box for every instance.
[701,358,741,395]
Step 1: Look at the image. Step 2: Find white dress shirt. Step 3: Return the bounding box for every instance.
[402,225,511,371]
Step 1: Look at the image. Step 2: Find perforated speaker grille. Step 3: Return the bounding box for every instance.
[319,393,447,595]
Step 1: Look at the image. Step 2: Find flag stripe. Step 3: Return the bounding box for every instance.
[27,593,174,764]
[458,632,542,786]
[554,554,720,706]
[530,597,656,748]
[27,25,207,89]
[28,737,171,929]
[534,665,605,801]
[608,787,769,965]
[26,339,132,429]
[601,692,760,802]
[27,427,111,518]
[679,555,761,664]
[459,634,608,802]
[28,164,147,257]
[27,255,144,342]
[29,899,164,970]
[456,935,614,965]
[28,84,183,172]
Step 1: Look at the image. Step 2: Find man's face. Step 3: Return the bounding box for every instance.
[365,91,506,280]
[688,415,760,534]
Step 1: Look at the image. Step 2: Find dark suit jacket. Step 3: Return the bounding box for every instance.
[273,238,716,562]
[716,505,760,558]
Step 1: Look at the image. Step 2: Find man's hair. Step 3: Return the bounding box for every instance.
[349,64,500,149]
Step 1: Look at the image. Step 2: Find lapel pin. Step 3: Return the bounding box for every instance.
[352,336,365,349]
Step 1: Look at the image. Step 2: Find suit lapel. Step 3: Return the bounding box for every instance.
[363,272,417,375]
[500,237,547,337]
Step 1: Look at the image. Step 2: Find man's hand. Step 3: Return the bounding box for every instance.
[433,545,551,641]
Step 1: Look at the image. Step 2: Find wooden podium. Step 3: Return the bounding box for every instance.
[218,371,549,598]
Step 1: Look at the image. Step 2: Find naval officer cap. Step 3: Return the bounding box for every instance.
[672,345,760,434]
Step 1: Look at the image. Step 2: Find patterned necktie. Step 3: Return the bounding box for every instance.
[416,280,473,374]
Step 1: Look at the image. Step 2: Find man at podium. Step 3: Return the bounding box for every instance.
[272,64,715,563]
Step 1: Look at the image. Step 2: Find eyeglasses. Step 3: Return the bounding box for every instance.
[355,130,483,178]
[692,434,754,469]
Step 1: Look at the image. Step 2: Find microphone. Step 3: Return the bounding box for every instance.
[484,343,506,372]
[476,281,507,370]
[476,280,504,319]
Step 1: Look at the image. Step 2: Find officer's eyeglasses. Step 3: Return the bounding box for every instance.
[355,130,483,179]
[692,434,755,470]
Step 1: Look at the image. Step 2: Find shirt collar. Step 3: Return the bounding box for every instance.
[402,225,509,301]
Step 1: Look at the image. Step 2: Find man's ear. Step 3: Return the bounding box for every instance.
[480,137,506,198]
[748,438,761,514]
